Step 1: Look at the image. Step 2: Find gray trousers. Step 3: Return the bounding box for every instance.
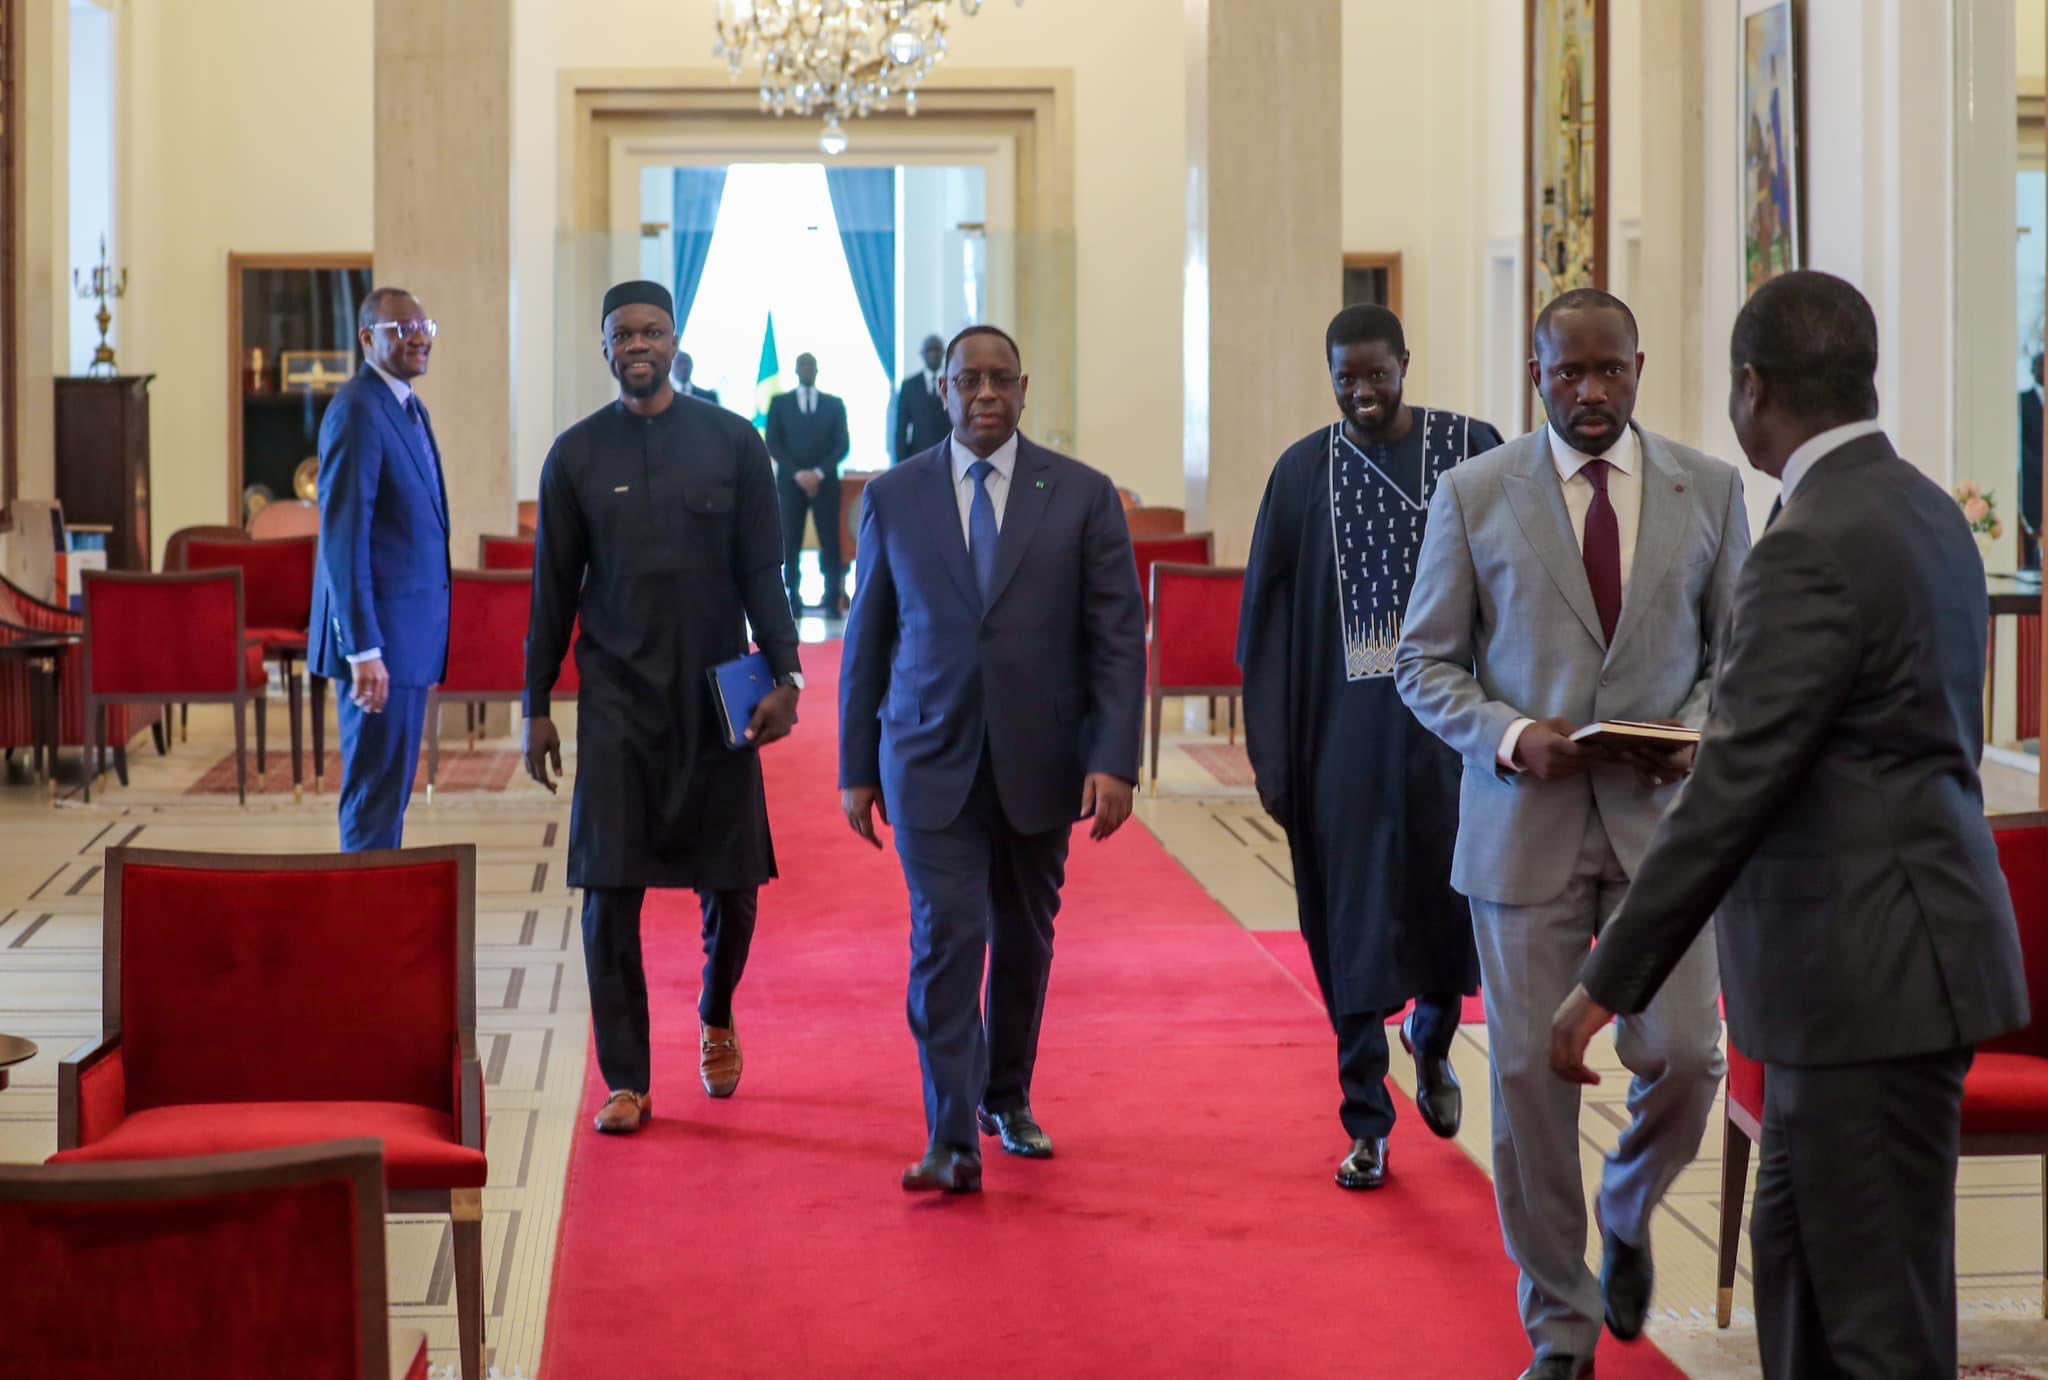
[1468,809,1724,1361]
[1755,1049,1970,1379]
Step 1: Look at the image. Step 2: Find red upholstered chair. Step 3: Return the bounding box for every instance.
[53,845,487,1378]
[161,524,251,746]
[1,1140,429,1380]
[516,499,539,536]
[247,499,321,540]
[0,571,159,778]
[1133,532,1215,619]
[478,533,536,570]
[432,570,580,791]
[1714,809,2048,1327]
[1146,562,1246,786]
[185,535,321,798]
[1127,505,1188,537]
[82,569,263,804]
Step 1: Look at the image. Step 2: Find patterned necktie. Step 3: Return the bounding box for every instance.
[404,395,435,464]
[1581,458,1622,644]
[968,460,999,602]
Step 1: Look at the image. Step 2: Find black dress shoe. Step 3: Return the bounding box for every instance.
[901,1146,982,1194]
[1517,1356,1593,1380]
[1334,1137,1388,1191]
[1601,1222,1653,1341]
[976,1106,1054,1159]
[1400,1011,1463,1139]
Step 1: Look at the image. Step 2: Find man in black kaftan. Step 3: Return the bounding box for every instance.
[1238,305,1501,1189]
[525,280,802,1136]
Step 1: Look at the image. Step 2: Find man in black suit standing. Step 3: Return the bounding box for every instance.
[670,350,720,405]
[1550,270,2030,1378]
[892,333,950,464]
[766,352,850,616]
[2021,351,2041,569]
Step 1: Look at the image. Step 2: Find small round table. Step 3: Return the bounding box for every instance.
[0,633,80,797]
[0,1033,38,1091]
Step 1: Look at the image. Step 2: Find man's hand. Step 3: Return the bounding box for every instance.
[1080,773,1135,842]
[745,685,799,746]
[1548,983,1615,1086]
[1606,718,1697,788]
[1512,717,1593,780]
[842,785,889,848]
[795,469,824,498]
[523,716,563,794]
[350,656,391,714]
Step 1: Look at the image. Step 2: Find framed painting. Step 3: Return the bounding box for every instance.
[1526,0,1607,348]
[1740,0,1801,296]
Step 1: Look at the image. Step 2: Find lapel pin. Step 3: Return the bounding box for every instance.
[1675,483,1686,493]
[1035,479,1046,489]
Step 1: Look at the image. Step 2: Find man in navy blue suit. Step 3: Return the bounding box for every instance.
[310,287,452,851]
[839,324,1147,1194]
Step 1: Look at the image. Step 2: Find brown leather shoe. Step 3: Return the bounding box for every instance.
[594,1089,651,1134]
[901,1146,982,1194]
[700,1022,742,1098]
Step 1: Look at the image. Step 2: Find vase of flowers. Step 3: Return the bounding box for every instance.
[1954,481,2003,558]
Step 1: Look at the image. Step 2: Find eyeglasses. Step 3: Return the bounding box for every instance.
[948,371,1022,395]
[368,319,439,342]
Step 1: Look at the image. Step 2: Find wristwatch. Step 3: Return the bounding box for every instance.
[776,671,806,691]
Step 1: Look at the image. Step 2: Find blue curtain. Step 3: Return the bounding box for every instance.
[825,167,897,382]
[671,168,728,334]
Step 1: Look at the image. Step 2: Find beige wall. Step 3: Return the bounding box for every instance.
[116,0,374,563]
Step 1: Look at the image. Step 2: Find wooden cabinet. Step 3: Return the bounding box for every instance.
[55,375,153,571]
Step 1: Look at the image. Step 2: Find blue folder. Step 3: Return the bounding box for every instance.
[708,651,791,749]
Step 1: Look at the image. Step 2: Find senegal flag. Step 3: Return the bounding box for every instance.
[753,313,781,433]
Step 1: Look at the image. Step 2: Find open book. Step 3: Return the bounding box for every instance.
[1569,720,1702,750]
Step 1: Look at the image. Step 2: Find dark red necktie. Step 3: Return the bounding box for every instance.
[1581,459,1621,644]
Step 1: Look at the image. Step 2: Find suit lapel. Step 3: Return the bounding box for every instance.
[1499,433,1607,649]
[415,401,451,533]
[363,373,449,532]
[1605,428,1683,662]
[916,448,982,610]
[982,438,1054,612]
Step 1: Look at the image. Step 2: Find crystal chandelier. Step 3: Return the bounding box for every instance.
[713,0,1020,155]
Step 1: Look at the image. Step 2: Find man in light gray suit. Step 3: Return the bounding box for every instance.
[1396,289,1751,1380]
[1551,271,2029,1377]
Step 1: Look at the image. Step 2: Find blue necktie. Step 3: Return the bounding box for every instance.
[405,395,446,520]
[1767,495,1783,530]
[968,460,999,602]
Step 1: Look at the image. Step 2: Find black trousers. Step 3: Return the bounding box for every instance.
[893,755,1070,1151]
[580,886,759,1095]
[1754,1047,1972,1379]
[1334,994,1459,1140]
[777,469,842,607]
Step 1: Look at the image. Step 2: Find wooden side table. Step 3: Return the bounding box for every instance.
[0,1033,38,1090]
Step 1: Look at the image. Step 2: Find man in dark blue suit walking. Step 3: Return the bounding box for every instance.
[310,287,452,851]
[840,325,1147,1194]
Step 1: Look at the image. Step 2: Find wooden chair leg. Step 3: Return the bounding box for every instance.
[83,699,96,803]
[254,696,268,786]
[451,1189,485,1380]
[1148,691,1164,795]
[1716,1112,1753,1328]
[232,699,248,807]
[179,701,188,743]
[311,675,327,786]
[286,664,305,803]
[2041,1153,2047,1320]
[1228,695,1239,745]
[150,716,166,755]
[113,742,128,788]
[427,690,441,801]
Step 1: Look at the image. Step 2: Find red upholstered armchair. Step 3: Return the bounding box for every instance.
[185,535,321,798]
[1127,505,1188,537]
[83,569,264,804]
[52,845,487,1379]
[432,569,579,792]
[1133,531,1215,619]
[1714,810,2048,1326]
[478,533,536,570]
[1146,562,1246,787]
[0,571,159,777]
[2,1140,430,1380]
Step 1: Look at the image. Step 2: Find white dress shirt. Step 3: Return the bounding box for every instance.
[1777,418,1886,504]
[950,431,1018,545]
[345,361,421,665]
[799,386,817,415]
[1497,424,1646,769]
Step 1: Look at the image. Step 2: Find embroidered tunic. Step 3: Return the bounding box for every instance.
[1238,411,1504,1013]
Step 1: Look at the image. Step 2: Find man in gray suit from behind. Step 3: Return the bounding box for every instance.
[1396,289,1751,1380]
[1551,271,2029,1377]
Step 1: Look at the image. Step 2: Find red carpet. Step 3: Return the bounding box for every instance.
[541,643,1685,1379]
